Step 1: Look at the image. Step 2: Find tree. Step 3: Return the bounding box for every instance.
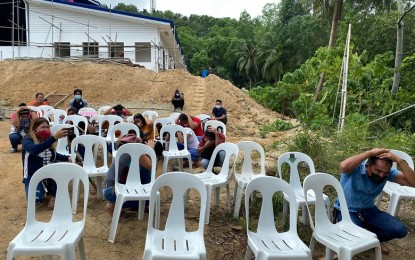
[237,42,258,89]
[113,3,138,14]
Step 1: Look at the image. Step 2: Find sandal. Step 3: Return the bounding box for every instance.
[105,202,115,216]
[47,197,55,210]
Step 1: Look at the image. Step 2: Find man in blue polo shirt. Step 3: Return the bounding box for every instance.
[334,148,415,254]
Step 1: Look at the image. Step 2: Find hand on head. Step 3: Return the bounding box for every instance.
[54,128,68,139]
[370,148,390,157]
[377,151,401,162]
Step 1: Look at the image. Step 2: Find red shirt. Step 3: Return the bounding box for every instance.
[179,116,204,137]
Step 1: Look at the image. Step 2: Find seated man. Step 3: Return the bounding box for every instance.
[211,99,227,125]
[27,92,48,107]
[68,88,88,111]
[197,126,225,169]
[334,148,415,254]
[9,103,38,153]
[176,113,204,140]
[176,127,200,167]
[103,104,133,120]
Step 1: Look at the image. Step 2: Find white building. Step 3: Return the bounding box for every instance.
[0,0,186,71]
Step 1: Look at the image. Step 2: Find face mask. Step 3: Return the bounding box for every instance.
[75,94,82,100]
[36,129,51,140]
[215,105,221,109]
[367,172,388,184]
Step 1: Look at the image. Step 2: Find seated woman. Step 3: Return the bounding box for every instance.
[171,89,184,111]
[22,117,71,209]
[103,133,163,216]
[133,113,154,141]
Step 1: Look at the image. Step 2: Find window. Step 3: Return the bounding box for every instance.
[82,42,99,58]
[54,42,70,57]
[135,42,151,62]
[108,42,124,58]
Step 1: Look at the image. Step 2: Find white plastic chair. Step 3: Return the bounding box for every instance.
[78,107,97,118]
[98,105,112,115]
[142,110,159,120]
[204,120,226,136]
[303,172,381,260]
[7,163,89,260]
[71,135,109,213]
[28,106,43,117]
[169,112,181,121]
[44,108,67,125]
[160,124,193,174]
[233,141,266,218]
[38,105,54,117]
[196,114,211,122]
[126,115,134,123]
[244,176,312,260]
[63,115,89,134]
[278,152,330,225]
[153,117,175,141]
[98,115,123,142]
[108,143,160,243]
[143,172,207,259]
[194,142,239,224]
[50,124,80,156]
[108,122,141,158]
[89,114,103,124]
[376,149,415,217]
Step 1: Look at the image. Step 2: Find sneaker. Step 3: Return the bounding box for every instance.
[10,147,17,153]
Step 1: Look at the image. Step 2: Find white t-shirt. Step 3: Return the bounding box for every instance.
[184,127,199,149]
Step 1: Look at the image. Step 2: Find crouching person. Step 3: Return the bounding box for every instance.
[197,126,225,169]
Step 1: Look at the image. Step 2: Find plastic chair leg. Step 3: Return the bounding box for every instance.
[226,183,231,211]
[138,200,145,220]
[233,183,244,218]
[375,245,382,260]
[387,194,401,217]
[205,184,212,224]
[301,204,309,225]
[214,187,220,207]
[78,237,86,260]
[155,192,160,229]
[72,179,80,214]
[108,198,124,243]
[65,246,76,260]
[244,245,254,260]
[95,176,104,200]
[163,158,168,174]
[325,247,335,260]
[309,236,316,255]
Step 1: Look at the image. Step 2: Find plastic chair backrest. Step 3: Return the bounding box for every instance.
[27,106,43,117]
[98,115,123,138]
[142,110,159,120]
[78,107,97,118]
[278,152,315,191]
[89,114,103,124]
[27,163,89,224]
[169,112,181,121]
[160,124,187,152]
[44,109,67,125]
[206,142,239,179]
[148,172,207,233]
[51,124,80,155]
[115,143,157,186]
[236,141,266,177]
[70,135,108,170]
[109,123,141,153]
[204,120,226,136]
[126,116,134,123]
[63,115,89,134]
[390,149,414,169]
[38,105,54,116]
[98,105,112,115]
[153,117,175,138]
[303,172,347,230]
[246,176,298,234]
[196,114,211,122]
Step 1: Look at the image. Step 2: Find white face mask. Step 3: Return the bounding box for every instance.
[215,105,221,109]
[75,94,82,100]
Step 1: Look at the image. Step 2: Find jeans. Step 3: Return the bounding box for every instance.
[335,206,407,242]
[201,150,225,169]
[177,143,199,161]
[23,177,57,203]
[9,132,23,149]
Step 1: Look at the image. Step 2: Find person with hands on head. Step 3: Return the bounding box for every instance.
[334,148,415,254]
[197,125,225,169]
[175,112,204,140]
[103,104,133,120]
[22,117,72,209]
[9,103,38,153]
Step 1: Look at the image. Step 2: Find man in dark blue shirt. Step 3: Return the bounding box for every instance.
[211,99,227,125]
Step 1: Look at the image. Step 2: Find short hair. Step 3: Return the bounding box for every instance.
[74,89,82,95]
[35,92,44,98]
[216,99,222,103]
[204,129,215,139]
[68,107,78,114]
[367,156,393,167]
[154,141,164,157]
[178,113,188,122]
[19,102,26,107]
[113,104,124,111]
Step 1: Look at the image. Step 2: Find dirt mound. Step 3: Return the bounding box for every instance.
[0,60,284,137]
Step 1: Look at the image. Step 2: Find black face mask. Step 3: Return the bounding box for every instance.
[367,173,388,184]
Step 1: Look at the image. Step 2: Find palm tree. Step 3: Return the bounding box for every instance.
[237,42,258,89]
[258,47,284,83]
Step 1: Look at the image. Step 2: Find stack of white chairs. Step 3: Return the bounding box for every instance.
[303,172,382,260]
[7,163,89,260]
[244,176,312,259]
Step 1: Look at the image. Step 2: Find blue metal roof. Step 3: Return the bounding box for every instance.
[42,0,182,53]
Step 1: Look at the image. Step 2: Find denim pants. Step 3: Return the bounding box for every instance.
[23,177,57,203]
[177,142,199,161]
[9,132,23,149]
[335,206,407,242]
[201,150,225,169]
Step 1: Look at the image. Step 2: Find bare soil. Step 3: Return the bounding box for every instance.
[0,60,414,259]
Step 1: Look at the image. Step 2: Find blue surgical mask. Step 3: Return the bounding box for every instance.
[75,94,81,100]
[215,105,221,109]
